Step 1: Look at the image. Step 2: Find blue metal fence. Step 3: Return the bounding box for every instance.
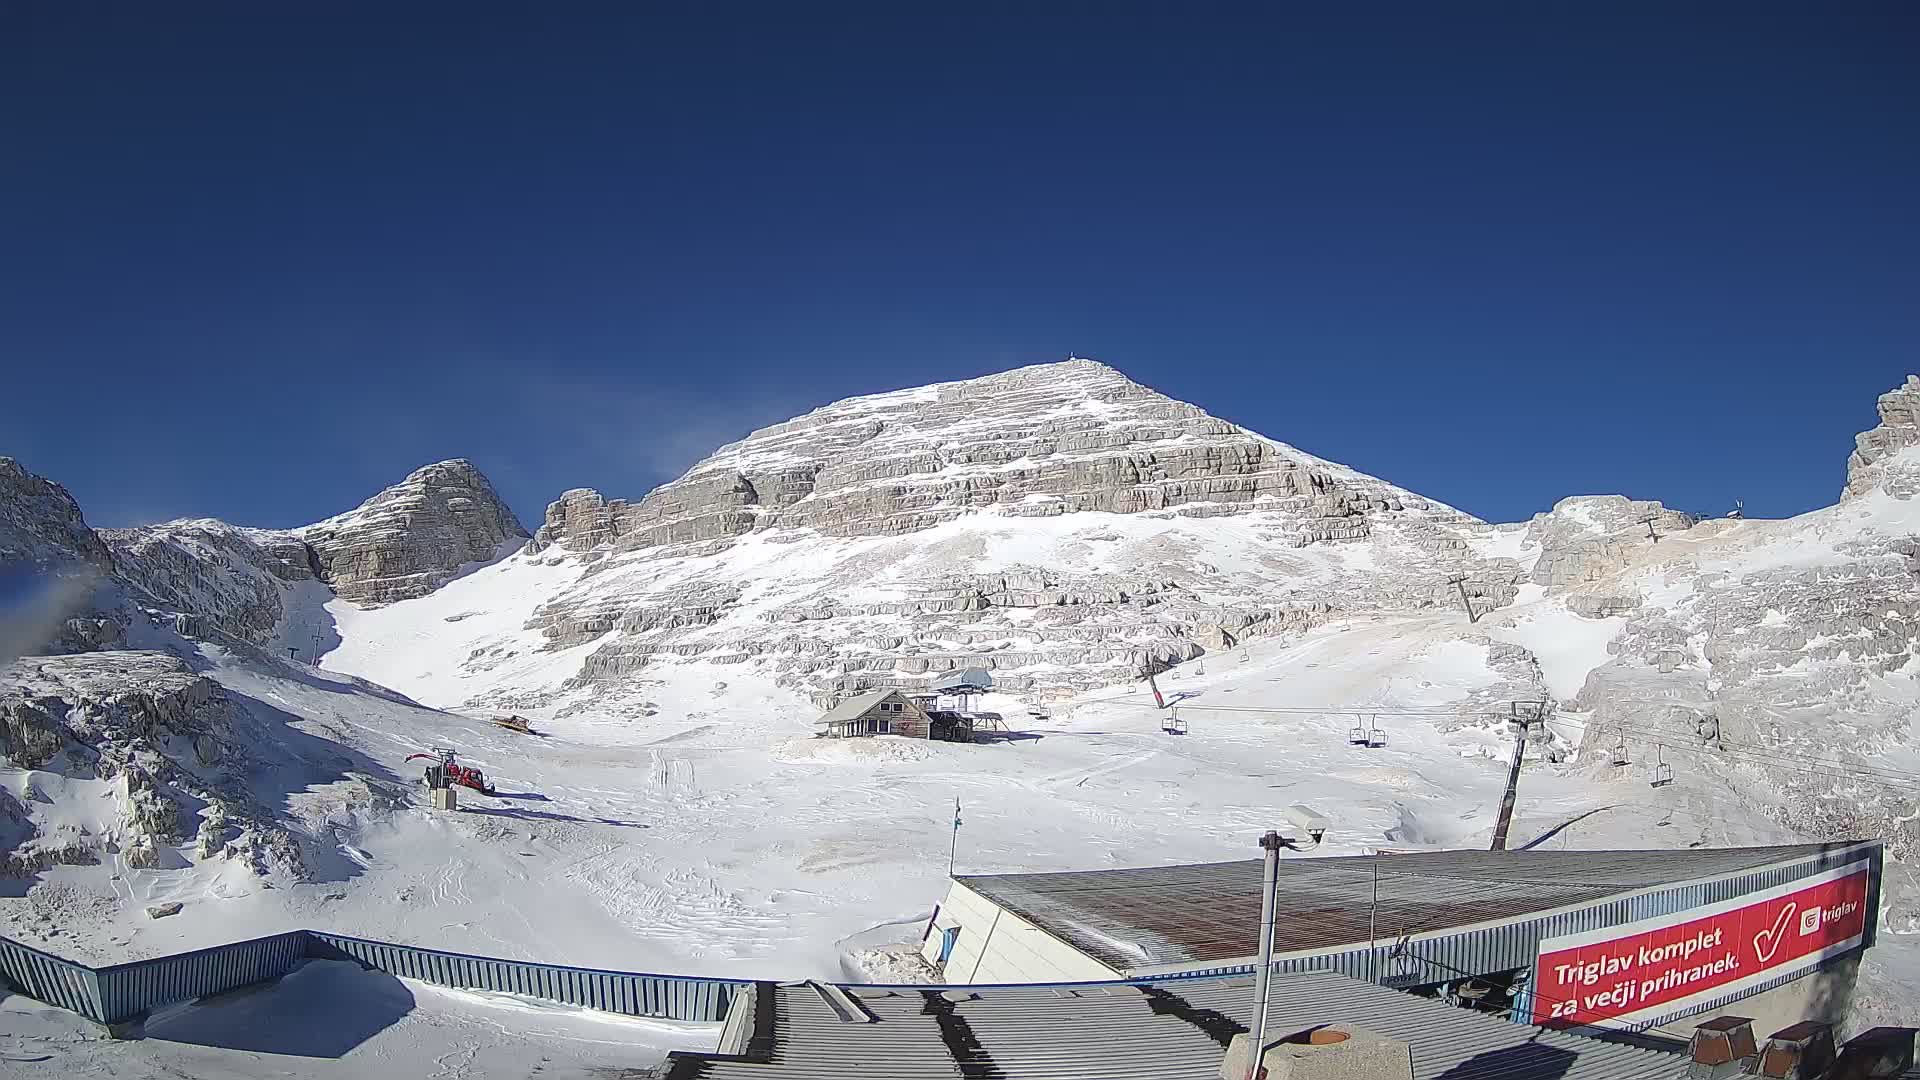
[307,931,744,1021]
[92,930,309,1025]
[0,928,746,1026]
[0,932,103,1019]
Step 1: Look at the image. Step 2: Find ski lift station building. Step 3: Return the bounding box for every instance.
[920,841,1884,1036]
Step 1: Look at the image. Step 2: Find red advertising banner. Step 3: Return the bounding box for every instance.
[1532,860,1871,1028]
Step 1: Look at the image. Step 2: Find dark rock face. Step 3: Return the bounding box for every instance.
[102,520,315,645]
[298,459,530,606]
[0,456,115,575]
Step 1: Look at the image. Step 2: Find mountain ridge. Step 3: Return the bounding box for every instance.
[2,362,1919,1026]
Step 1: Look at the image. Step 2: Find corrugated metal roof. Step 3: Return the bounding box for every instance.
[816,688,898,725]
[957,843,1857,972]
[931,667,994,691]
[665,970,1687,1079]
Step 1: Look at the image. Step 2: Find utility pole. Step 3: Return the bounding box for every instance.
[1448,574,1479,624]
[949,798,962,876]
[311,632,323,666]
[1488,701,1545,851]
[1246,831,1285,1080]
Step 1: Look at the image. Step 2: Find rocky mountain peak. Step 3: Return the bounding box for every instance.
[529,358,1456,558]
[1845,374,1920,500]
[296,458,529,606]
[0,457,114,576]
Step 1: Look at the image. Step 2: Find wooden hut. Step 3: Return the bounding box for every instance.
[815,689,931,739]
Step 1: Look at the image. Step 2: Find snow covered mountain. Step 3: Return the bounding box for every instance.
[2,362,1918,1027]
[338,360,1544,716]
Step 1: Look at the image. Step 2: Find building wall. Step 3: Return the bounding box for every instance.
[893,697,930,739]
[921,882,1121,985]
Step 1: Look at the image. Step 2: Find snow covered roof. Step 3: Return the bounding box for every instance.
[956,842,1875,974]
[663,969,1686,1079]
[815,689,901,726]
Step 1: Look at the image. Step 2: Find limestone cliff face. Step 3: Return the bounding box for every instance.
[509,360,1522,705]
[0,457,115,575]
[531,360,1445,556]
[1523,495,1699,590]
[298,459,529,606]
[1845,374,1920,500]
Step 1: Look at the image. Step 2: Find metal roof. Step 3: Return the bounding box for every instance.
[664,969,1687,1079]
[930,667,994,691]
[957,843,1858,973]
[815,688,899,725]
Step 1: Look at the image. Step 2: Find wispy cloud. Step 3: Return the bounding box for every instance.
[508,375,821,501]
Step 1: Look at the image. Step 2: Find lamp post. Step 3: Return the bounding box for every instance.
[1246,831,1285,1079]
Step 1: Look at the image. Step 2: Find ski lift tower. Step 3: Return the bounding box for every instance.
[930,667,994,714]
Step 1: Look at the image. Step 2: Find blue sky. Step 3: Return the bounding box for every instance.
[4,4,1914,531]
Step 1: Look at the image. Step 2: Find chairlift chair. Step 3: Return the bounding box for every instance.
[1366,727,1389,749]
[1167,714,1188,736]
[1650,745,1674,788]
[1610,738,1630,767]
[1349,725,1370,746]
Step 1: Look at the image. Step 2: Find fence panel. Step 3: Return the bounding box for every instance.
[91,930,309,1024]
[0,933,105,1020]
[304,931,744,1022]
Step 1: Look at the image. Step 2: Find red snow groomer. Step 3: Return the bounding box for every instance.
[409,748,496,796]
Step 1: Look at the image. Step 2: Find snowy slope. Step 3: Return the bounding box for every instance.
[4,364,1919,1039]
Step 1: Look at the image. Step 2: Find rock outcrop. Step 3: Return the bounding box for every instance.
[1845,374,1920,499]
[0,649,336,885]
[1524,495,1698,587]
[102,520,318,646]
[530,360,1448,555]
[0,457,129,657]
[299,459,529,605]
[1,652,220,866]
[102,460,525,649]
[0,457,115,574]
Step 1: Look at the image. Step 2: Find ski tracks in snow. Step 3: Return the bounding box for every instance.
[1040,748,1160,790]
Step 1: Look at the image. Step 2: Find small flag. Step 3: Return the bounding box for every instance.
[953,797,962,829]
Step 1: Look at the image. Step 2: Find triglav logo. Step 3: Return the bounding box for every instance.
[1752,904,1795,964]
